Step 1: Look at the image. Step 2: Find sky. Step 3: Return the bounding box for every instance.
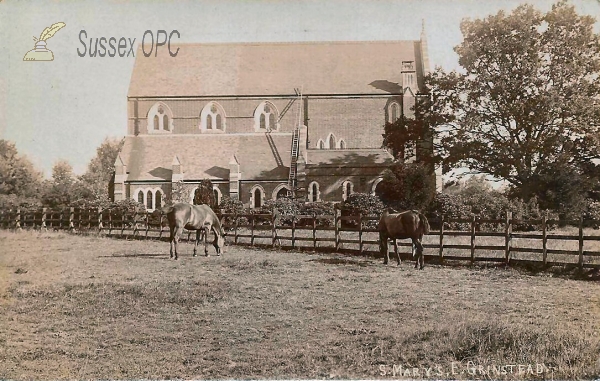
[1,0,599,178]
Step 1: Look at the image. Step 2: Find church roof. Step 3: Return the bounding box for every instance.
[128,40,423,97]
[120,134,292,182]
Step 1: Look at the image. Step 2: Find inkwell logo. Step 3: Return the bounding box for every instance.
[23,22,66,61]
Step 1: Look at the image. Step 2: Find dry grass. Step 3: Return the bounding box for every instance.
[1,230,599,380]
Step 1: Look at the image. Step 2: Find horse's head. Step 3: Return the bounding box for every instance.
[213,233,225,255]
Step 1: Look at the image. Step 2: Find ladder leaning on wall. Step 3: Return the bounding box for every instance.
[287,88,302,198]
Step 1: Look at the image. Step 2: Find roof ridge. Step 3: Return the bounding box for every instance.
[136,39,418,48]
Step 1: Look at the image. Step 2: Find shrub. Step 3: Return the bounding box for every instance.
[376,162,436,211]
[299,202,336,227]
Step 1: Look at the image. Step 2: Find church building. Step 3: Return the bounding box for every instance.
[113,26,433,210]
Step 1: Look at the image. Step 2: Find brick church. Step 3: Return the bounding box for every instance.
[113,26,433,211]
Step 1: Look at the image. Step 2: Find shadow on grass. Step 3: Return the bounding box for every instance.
[98,253,171,260]
[85,233,600,281]
[309,257,374,267]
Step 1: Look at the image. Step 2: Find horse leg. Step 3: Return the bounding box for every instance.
[173,226,183,260]
[415,239,424,270]
[394,239,400,266]
[193,230,201,257]
[169,227,174,259]
[204,226,210,256]
[380,231,389,265]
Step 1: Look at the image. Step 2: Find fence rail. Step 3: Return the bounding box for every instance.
[1,208,599,269]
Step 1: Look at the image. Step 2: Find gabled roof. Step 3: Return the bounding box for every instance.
[119,134,292,182]
[307,149,394,167]
[128,40,423,97]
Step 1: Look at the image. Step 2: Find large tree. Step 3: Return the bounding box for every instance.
[443,2,600,201]
[42,160,76,207]
[0,140,43,197]
[77,138,124,205]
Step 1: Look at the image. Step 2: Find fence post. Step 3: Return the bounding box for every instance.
[504,211,512,265]
[542,212,548,266]
[234,214,239,245]
[121,211,126,237]
[334,208,340,251]
[271,211,276,247]
[250,214,255,246]
[108,209,113,235]
[158,214,164,240]
[578,215,584,270]
[97,208,103,232]
[69,207,75,231]
[470,215,476,264]
[439,214,444,263]
[41,208,48,232]
[132,211,139,237]
[291,215,296,249]
[145,211,150,239]
[15,208,22,231]
[358,214,363,254]
[312,215,317,250]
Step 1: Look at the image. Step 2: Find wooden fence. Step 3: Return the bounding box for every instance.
[1,207,600,269]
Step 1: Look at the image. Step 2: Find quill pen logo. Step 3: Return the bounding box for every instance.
[23,22,66,61]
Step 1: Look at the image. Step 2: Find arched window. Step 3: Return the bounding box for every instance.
[147,102,173,133]
[250,185,265,209]
[308,181,320,202]
[213,186,222,206]
[389,102,400,123]
[272,184,291,201]
[254,189,261,208]
[276,188,287,199]
[338,139,346,149]
[371,177,384,196]
[137,190,144,204]
[318,139,325,149]
[146,190,153,210]
[254,102,279,132]
[342,180,354,201]
[328,133,336,150]
[200,102,226,132]
[155,190,162,209]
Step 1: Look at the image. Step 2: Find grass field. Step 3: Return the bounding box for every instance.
[1,230,599,380]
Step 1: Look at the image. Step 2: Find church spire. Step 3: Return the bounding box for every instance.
[420,19,430,75]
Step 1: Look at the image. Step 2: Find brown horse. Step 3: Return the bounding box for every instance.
[162,203,225,260]
[378,209,430,269]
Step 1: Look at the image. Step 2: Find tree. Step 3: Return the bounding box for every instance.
[382,68,459,166]
[193,179,216,208]
[0,140,43,202]
[376,162,436,211]
[42,160,76,207]
[442,2,600,202]
[77,138,124,205]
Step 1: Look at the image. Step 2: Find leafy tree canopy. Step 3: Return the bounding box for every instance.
[440,1,600,201]
[0,139,43,198]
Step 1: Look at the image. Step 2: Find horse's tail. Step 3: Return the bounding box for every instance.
[418,212,430,235]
